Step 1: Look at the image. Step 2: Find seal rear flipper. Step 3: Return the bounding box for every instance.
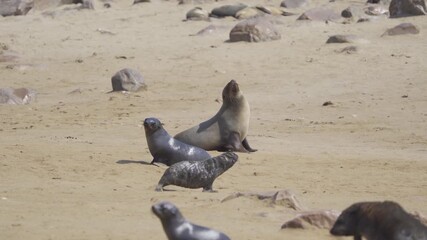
[242,138,257,152]
[202,184,216,192]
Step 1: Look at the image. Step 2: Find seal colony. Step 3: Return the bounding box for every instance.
[155,152,238,192]
[152,201,231,240]
[174,80,257,153]
[144,117,211,166]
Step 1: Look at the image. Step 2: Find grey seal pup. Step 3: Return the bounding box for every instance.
[155,152,238,192]
[152,201,231,240]
[330,201,427,240]
[174,80,257,153]
[144,117,211,166]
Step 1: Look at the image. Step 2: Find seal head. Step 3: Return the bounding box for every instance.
[152,201,231,240]
[144,117,211,166]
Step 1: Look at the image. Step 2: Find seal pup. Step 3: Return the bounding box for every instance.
[152,201,231,240]
[174,80,257,153]
[144,118,211,166]
[330,201,427,240]
[155,152,238,192]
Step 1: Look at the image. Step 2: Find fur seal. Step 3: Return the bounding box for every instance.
[330,201,427,240]
[144,118,211,166]
[152,201,231,240]
[174,80,256,153]
[155,152,238,192]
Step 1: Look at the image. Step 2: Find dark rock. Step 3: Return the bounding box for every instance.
[322,101,333,106]
[389,0,426,17]
[326,35,361,43]
[282,210,340,229]
[341,6,365,18]
[382,22,420,36]
[280,0,308,8]
[134,0,150,4]
[110,68,147,92]
[210,3,247,18]
[0,0,33,16]
[0,87,37,105]
[229,17,281,43]
[357,17,371,22]
[186,7,209,21]
[297,7,341,21]
[221,190,305,210]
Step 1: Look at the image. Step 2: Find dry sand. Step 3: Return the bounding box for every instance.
[1,0,426,239]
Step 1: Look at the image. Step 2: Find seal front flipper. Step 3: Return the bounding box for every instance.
[242,138,257,152]
[151,156,169,166]
[202,184,217,193]
[222,132,249,153]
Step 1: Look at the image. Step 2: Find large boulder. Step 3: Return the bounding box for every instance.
[0,0,33,16]
[110,68,147,92]
[0,87,37,105]
[229,17,281,43]
[389,0,426,17]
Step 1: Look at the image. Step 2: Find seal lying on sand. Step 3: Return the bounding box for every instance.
[155,152,238,192]
[152,201,231,240]
[330,201,427,240]
[174,80,257,153]
[144,118,211,166]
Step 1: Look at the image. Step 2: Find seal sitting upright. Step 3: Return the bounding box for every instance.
[144,118,211,166]
[155,152,238,192]
[174,80,257,153]
[152,201,231,240]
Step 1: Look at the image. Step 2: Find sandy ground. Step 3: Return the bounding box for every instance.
[1,0,426,239]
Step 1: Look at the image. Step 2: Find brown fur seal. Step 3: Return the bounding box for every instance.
[144,118,211,166]
[155,152,238,192]
[152,201,231,240]
[174,80,256,153]
[330,201,427,240]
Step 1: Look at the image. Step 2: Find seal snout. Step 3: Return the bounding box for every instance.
[144,117,160,130]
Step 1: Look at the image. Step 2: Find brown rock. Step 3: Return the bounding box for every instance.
[297,7,341,21]
[382,22,420,36]
[110,68,147,92]
[0,87,37,105]
[221,190,305,210]
[0,0,33,16]
[389,0,426,17]
[229,17,281,43]
[281,210,340,229]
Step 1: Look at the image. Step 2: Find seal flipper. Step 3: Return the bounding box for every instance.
[242,138,257,152]
[151,156,170,166]
[202,184,216,192]
[221,132,249,153]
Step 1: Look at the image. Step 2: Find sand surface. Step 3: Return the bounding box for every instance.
[1,0,426,239]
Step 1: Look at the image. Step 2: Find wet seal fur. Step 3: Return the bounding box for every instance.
[144,118,211,166]
[174,80,257,153]
[330,201,427,240]
[152,201,231,240]
[155,152,238,192]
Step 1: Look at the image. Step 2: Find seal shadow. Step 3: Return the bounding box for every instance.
[116,159,152,165]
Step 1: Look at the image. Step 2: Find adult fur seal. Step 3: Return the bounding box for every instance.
[330,201,427,240]
[155,152,238,192]
[174,80,257,153]
[152,201,231,240]
[144,118,211,166]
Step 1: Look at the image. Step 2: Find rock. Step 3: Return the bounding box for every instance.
[382,22,420,36]
[0,0,33,16]
[190,24,228,36]
[178,0,219,4]
[280,0,308,8]
[326,35,362,43]
[134,0,150,4]
[255,5,284,15]
[389,0,427,17]
[229,17,281,43]
[186,7,209,21]
[341,6,365,18]
[221,190,305,210]
[0,87,37,105]
[110,68,147,92]
[297,7,341,21]
[235,7,264,19]
[335,45,358,54]
[210,3,247,18]
[281,210,341,229]
[365,5,389,15]
[81,0,94,9]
